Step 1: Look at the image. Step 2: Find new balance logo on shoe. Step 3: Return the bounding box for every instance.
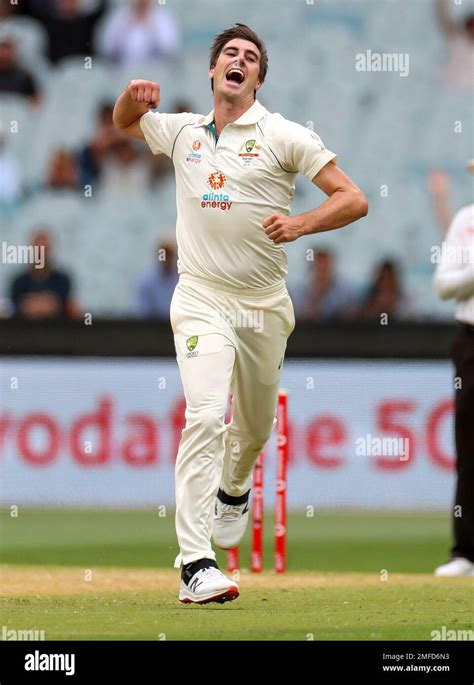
[189,577,204,592]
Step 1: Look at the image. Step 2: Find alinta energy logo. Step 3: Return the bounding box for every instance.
[208,171,226,190]
[201,171,233,211]
[186,139,202,165]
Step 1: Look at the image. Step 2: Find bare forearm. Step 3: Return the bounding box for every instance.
[299,189,368,236]
[436,0,456,36]
[432,196,453,234]
[262,161,367,244]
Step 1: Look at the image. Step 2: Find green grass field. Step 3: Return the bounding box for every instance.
[1,509,472,640]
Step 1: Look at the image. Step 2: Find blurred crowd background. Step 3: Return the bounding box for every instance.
[0,0,472,322]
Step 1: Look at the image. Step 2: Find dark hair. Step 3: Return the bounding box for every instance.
[370,259,401,296]
[313,249,333,260]
[209,23,268,95]
[464,12,474,30]
[98,102,114,117]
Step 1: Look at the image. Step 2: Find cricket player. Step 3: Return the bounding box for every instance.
[113,23,368,603]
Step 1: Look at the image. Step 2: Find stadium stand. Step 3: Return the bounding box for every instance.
[1,0,472,318]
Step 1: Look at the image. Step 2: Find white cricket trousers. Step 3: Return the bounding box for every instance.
[170,273,295,566]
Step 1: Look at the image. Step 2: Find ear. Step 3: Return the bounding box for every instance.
[209,67,215,81]
[255,80,262,92]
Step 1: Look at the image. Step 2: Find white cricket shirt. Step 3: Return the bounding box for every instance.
[140,99,336,289]
[434,204,474,326]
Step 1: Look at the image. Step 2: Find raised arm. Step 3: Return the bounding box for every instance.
[113,80,161,141]
[427,169,453,235]
[435,0,458,38]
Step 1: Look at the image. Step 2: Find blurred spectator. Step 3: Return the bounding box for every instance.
[23,0,107,64]
[0,122,22,210]
[45,148,80,191]
[0,38,41,104]
[0,0,15,18]
[78,102,122,187]
[100,138,150,193]
[436,0,474,89]
[135,237,179,319]
[292,249,355,321]
[99,0,180,66]
[172,99,194,114]
[80,96,192,190]
[357,260,408,321]
[10,229,77,319]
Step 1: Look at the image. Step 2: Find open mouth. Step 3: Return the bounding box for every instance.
[225,68,245,85]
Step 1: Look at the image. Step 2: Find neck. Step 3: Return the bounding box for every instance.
[212,94,255,135]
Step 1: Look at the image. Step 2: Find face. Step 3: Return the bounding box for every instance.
[116,140,136,163]
[378,265,396,289]
[56,0,80,17]
[209,38,262,101]
[31,233,52,263]
[99,106,114,126]
[313,252,333,279]
[0,41,15,69]
[133,0,151,11]
[466,17,474,41]
[0,0,12,18]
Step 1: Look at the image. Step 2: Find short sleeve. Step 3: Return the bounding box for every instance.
[139,111,195,158]
[269,115,337,180]
[433,205,474,300]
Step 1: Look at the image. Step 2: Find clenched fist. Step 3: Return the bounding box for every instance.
[128,80,160,109]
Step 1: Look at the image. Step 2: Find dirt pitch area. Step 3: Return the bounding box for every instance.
[1,564,464,596]
[2,564,472,641]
